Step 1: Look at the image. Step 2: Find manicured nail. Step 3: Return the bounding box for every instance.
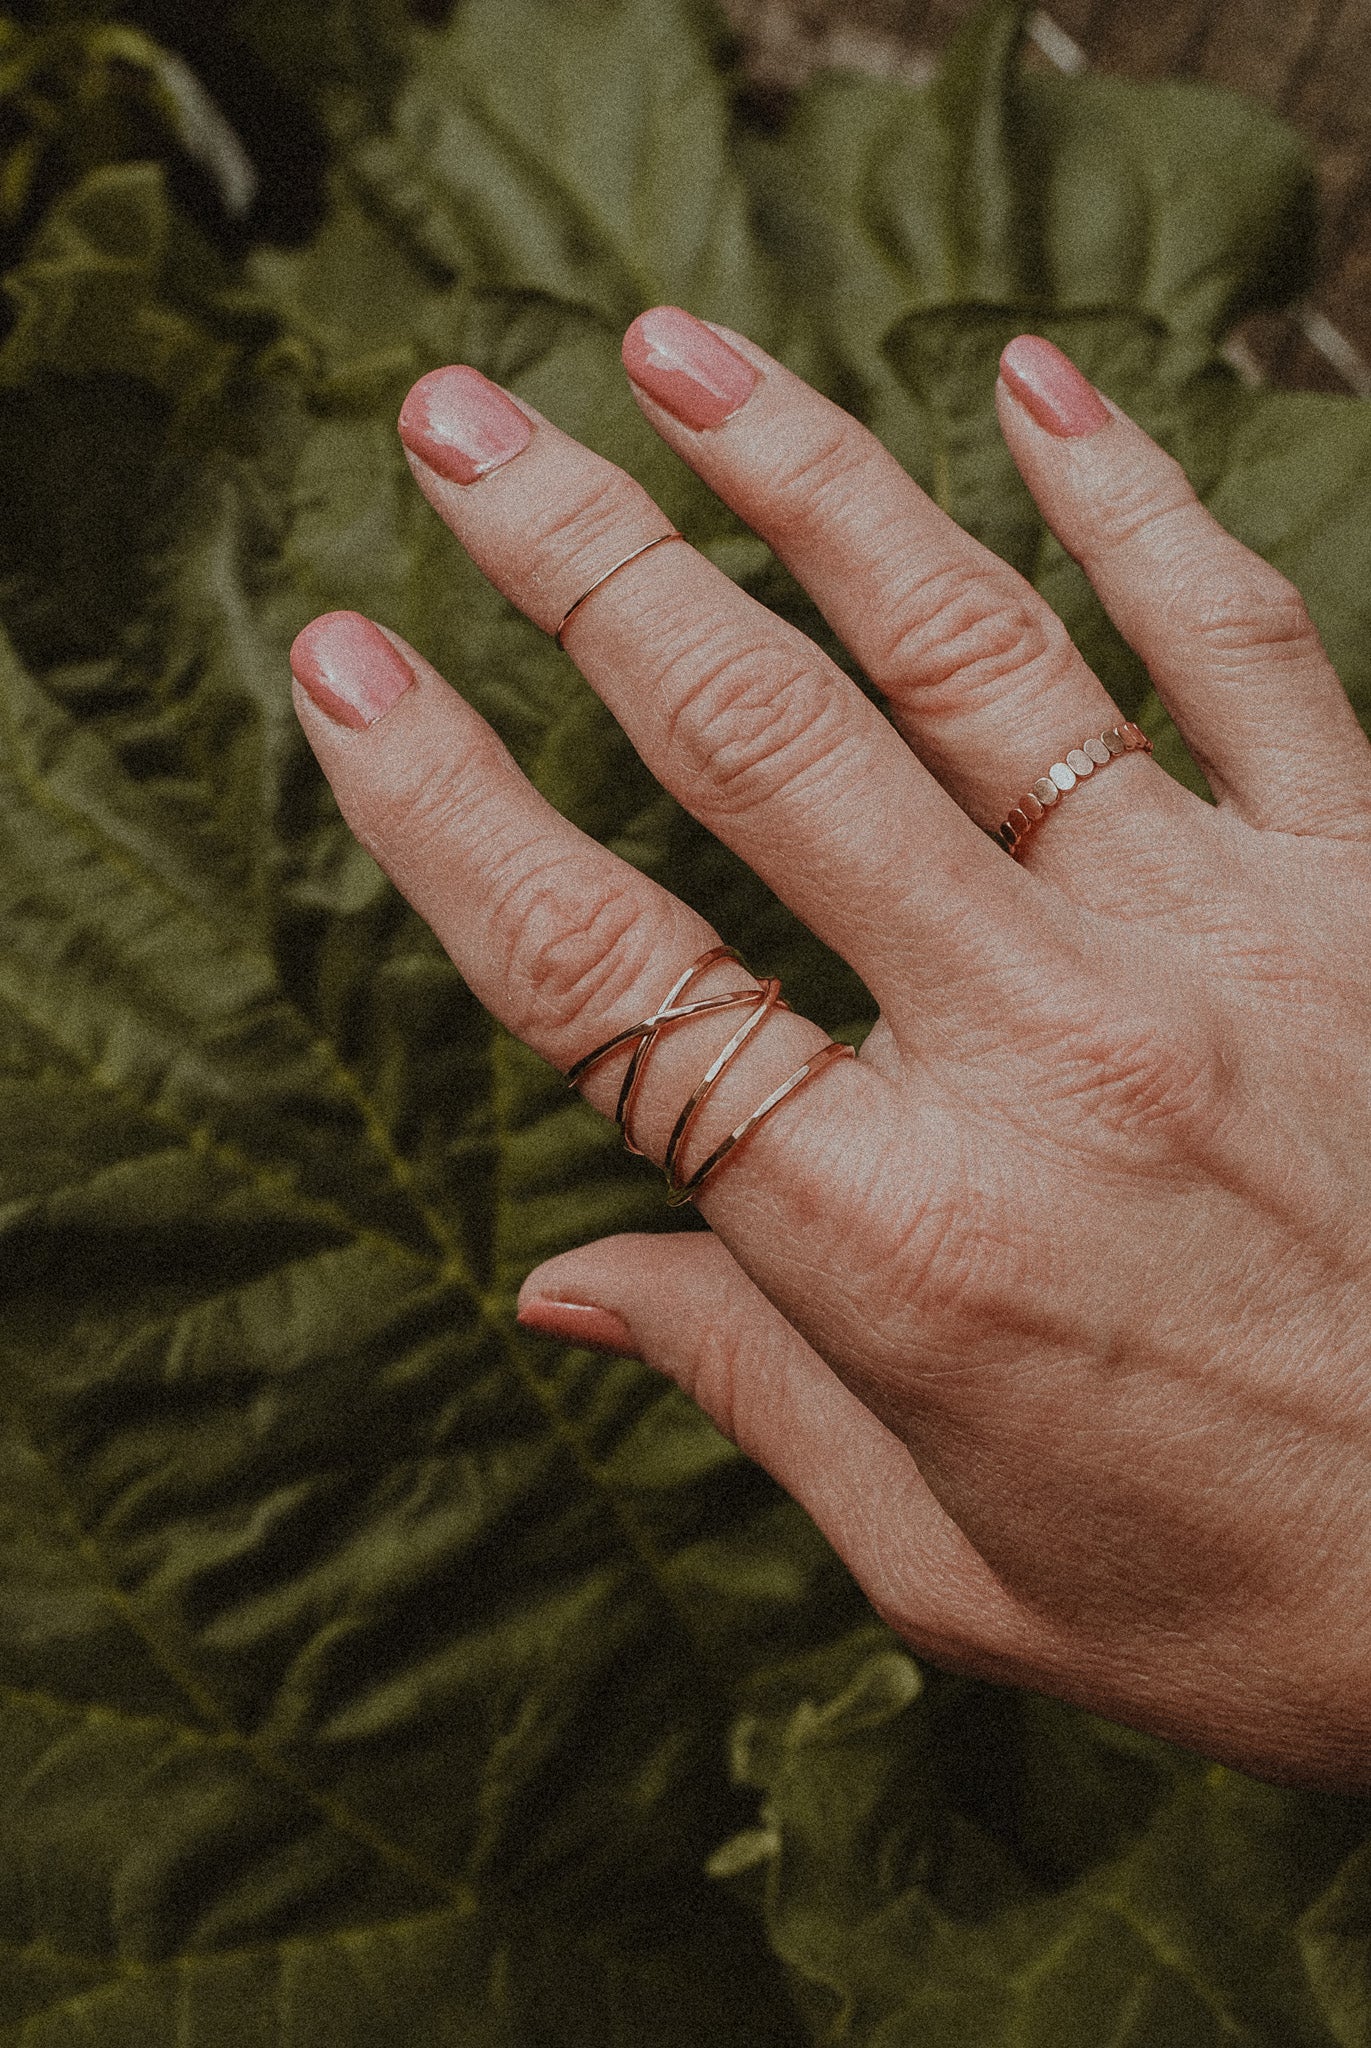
[398,365,533,484]
[516,1298,640,1357]
[999,336,1111,439]
[290,611,415,731]
[623,306,760,430]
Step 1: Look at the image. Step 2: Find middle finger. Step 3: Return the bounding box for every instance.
[396,365,1057,1028]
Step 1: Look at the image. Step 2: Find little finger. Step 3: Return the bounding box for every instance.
[997,335,1371,839]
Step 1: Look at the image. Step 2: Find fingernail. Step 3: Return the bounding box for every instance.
[290,611,415,731]
[398,365,533,484]
[623,306,760,430]
[516,1298,640,1357]
[999,336,1111,439]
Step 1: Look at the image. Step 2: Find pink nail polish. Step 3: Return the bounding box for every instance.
[290,611,415,731]
[516,1298,640,1357]
[999,336,1111,439]
[622,306,760,430]
[398,366,533,484]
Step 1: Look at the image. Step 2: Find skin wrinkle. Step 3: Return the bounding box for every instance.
[1172,568,1321,679]
[658,649,865,820]
[779,1151,1051,1405]
[487,858,654,1037]
[523,467,658,592]
[1019,789,1216,917]
[917,951,1230,1173]
[838,1144,1360,1458]
[745,411,879,534]
[875,558,1077,710]
[345,731,512,880]
[1073,464,1198,561]
[1181,569,1321,665]
[991,1001,1224,1152]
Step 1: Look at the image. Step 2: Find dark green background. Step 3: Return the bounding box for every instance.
[2,1,1371,2038]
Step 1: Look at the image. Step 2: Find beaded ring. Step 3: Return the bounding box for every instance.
[994,720,1152,857]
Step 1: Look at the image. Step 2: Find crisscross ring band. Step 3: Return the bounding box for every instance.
[566,946,856,1205]
[554,530,685,648]
[995,719,1152,856]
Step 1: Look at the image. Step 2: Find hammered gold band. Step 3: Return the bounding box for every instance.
[554,530,685,649]
[566,945,856,1205]
[995,719,1152,857]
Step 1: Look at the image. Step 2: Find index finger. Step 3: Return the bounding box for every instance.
[289,611,883,1241]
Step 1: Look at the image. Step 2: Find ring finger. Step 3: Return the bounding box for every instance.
[621,307,1191,877]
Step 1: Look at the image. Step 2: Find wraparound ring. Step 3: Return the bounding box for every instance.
[566,945,856,1205]
[554,530,685,649]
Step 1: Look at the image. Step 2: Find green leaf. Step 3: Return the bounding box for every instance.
[0,161,283,399]
[330,0,780,337]
[2,1,1371,2041]
[713,1655,1371,2047]
[748,0,1314,463]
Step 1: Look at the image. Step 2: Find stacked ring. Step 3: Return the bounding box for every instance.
[995,720,1152,857]
[566,946,856,1205]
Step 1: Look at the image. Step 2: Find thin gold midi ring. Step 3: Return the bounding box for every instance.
[554,531,685,648]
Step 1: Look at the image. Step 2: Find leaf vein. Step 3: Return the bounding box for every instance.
[1104,1894,1252,2041]
[0,973,434,1279]
[8,1397,476,1919]
[0,1904,473,2042]
[0,670,473,1285]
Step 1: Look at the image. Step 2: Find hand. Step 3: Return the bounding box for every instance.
[289,312,1371,1790]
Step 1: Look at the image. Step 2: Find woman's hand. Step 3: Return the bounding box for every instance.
[289,313,1371,1790]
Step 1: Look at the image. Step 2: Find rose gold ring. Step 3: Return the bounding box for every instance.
[994,719,1152,857]
[554,530,684,649]
[566,944,856,1205]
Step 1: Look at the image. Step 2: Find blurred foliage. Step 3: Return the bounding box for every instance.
[1,0,1370,2041]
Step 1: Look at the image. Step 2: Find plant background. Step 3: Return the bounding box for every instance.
[3,0,1371,2041]
[725,0,1371,399]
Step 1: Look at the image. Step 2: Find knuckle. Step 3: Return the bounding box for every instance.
[662,638,854,816]
[753,412,874,532]
[524,467,655,590]
[1087,452,1196,554]
[1187,554,1320,667]
[490,857,654,1041]
[1039,1001,1230,1152]
[878,562,1072,710]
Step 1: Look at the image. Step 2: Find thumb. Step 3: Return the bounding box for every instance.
[517,1232,1034,1674]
